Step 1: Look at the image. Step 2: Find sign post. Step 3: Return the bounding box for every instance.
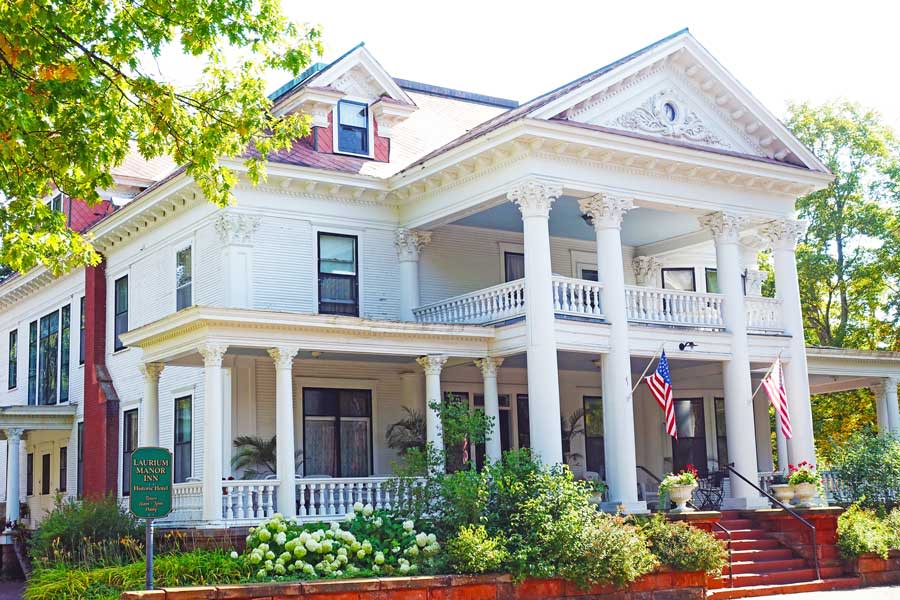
[129,447,173,590]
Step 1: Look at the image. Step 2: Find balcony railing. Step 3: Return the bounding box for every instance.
[552,276,604,318]
[413,278,526,325]
[625,286,725,328]
[746,297,785,333]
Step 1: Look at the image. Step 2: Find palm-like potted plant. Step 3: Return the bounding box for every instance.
[385,407,426,452]
[232,435,303,479]
[560,408,585,466]
[787,461,822,507]
[659,464,699,513]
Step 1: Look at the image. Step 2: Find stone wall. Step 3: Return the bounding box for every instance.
[847,550,900,587]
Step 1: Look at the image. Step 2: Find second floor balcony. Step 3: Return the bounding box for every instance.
[413,275,784,333]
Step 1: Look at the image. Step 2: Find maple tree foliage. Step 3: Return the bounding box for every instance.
[0,0,322,275]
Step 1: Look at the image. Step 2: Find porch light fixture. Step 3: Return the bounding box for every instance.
[580,213,594,227]
[678,342,697,351]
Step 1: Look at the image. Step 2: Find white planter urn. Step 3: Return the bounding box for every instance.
[668,483,697,513]
[792,482,818,508]
[770,483,795,505]
[589,492,603,506]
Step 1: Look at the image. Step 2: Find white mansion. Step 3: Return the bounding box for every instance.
[1,29,899,528]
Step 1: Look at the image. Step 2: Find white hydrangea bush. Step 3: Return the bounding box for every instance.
[240,503,441,580]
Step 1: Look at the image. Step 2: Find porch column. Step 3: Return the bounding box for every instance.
[632,256,662,288]
[700,212,765,509]
[268,347,299,518]
[580,194,644,512]
[139,363,164,446]
[4,428,22,527]
[762,219,817,464]
[508,180,564,465]
[395,229,432,322]
[199,343,228,522]
[873,382,889,432]
[416,355,447,469]
[884,377,900,434]
[475,357,504,463]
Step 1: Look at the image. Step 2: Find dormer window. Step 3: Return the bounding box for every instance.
[48,192,64,212]
[337,100,369,156]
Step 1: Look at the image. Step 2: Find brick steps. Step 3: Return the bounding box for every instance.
[707,576,860,599]
[729,558,807,574]
[729,548,795,561]
[728,538,782,550]
[714,529,772,541]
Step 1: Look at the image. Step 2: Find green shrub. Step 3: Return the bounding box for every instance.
[558,512,657,589]
[640,514,727,575]
[24,550,244,600]
[837,504,892,559]
[885,509,900,550]
[445,525,507,574]
[830,430,900,508]
[29,495,144,568]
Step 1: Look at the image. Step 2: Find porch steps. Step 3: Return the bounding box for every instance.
[706,512,859,599]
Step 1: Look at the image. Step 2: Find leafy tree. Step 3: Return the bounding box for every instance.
[0,0,322,275]
[785,101,900,456]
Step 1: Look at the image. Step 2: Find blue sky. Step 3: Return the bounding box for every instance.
[273,0,898,128]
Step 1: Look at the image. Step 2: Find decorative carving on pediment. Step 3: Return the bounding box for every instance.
[332,66,383,101]
[607,90,731,149]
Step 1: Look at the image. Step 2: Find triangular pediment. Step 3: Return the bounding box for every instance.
[529,31,827,171]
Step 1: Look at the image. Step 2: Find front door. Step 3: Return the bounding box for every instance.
[671,397,709,476]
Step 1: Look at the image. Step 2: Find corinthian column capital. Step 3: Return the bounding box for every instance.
[507,180,562,218]
[198,343,228,367]
[579,194,634,230]
[139,362,165,383]
[474,357,504,378]
[761,219,809,251]
[699,211,749,244]
[268,346,300,370]
[394,228,432,262]
[416,354,448,376]
[632,256,662,287]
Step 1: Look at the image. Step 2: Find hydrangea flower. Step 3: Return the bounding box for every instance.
[402,520,414,532]
[353,501,364,512]
[362,504,374,516]
[415,532,428,547]
[230,551,239,559]
[274,532,287,546]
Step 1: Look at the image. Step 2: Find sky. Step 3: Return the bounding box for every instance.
[260,0,899,129]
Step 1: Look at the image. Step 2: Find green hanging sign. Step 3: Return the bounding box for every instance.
[129,446,173,519]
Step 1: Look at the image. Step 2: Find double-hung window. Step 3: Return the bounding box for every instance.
[175,245,193,310]
[60,305,70,403]
[318,233,359,316]
[37,310,59,405]
[671,398,708,476]
[582,395,605,477]
[662,267,697,292]
[79,297,85,365]
[114,276,128,351]
[7,330,16,389]
[303,388,372,477]
[122,409,138,495]
[705,268,747,295]
[27,321,37,405]
[26,453,33,496]
[336,100,368,155]
[41,453,50,495]
[76,422,84,498]
[174,396,192,483]
[59,447,67,493]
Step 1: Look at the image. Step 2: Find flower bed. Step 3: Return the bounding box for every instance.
[119,571,707,600]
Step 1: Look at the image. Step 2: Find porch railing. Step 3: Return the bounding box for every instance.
[296,477,408,518]
[413,279,526,324]
[552,276,604,318]
[170,481,203,522]
[746,297,785,333]
[223,480,279,522]
[625,286,725,328]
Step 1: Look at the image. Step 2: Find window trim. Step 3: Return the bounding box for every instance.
[301,387,374,478]
[122,408,139,495]
[60,304,70,403]
[705,267,747,295]
[333,99,373,158]
[40,452,51,495]
[316,231,361,317]
[26,452,33,496]
[174,395,193,483]
[76,421,84,498]
[79,296,85,366]
[8,329,16,390]
[59,446,67,493]
[661,267,697,292]
[37,309,60,406]
[174,241,194,312]
[113,274,129,352]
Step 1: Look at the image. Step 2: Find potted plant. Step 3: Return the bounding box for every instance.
[787,461,822,508]
[659,464,699,513]
[769,472,795,504]
[587,479,607,505]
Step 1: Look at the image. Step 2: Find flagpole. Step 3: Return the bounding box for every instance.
[631,343,665,395]
[750,349,784,400]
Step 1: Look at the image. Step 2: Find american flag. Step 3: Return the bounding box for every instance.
[647,351,677,439]
[762,358,792,438]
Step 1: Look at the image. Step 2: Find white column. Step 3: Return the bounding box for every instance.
[395,229,432,322]
[762,219,817,465]
[268,347,299,518]
[475,357,504,463]
[199,343,228,522]
[508,180,564,466]
[222,367,233,476]
[700,212,766,509]
[885,377,900,434]
[632,256,662,288]
[4,429,22,527]
[416,355,447,469]
[215,212,260,309]
[580,194,644,512]
[139,363,164,447]
[776,426,789,473]
[753,387,775,472]
[873,383,889,432]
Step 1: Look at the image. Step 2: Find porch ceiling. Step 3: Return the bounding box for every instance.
[452,195,706,247]
[0,404,76,438]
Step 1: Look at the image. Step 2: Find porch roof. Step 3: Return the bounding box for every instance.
[118,305,497,364]
[0,404,77,439]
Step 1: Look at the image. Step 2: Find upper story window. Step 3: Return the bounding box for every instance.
[37,310,59,405]
[175,245,193,311]
[503,252,525,282]
[7,329,16,390]
[60,305,70,403]
[48,192,64,213]
[661,267,696,292]
[114,275,128,351]
[337,100,369,156]
[79,296,85,365]
[318,233,359,316]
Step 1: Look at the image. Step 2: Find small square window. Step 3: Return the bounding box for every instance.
[337,101,369,155]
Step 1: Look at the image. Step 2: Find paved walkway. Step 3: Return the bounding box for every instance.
[751,586,899,599]
[0,581,23,600]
